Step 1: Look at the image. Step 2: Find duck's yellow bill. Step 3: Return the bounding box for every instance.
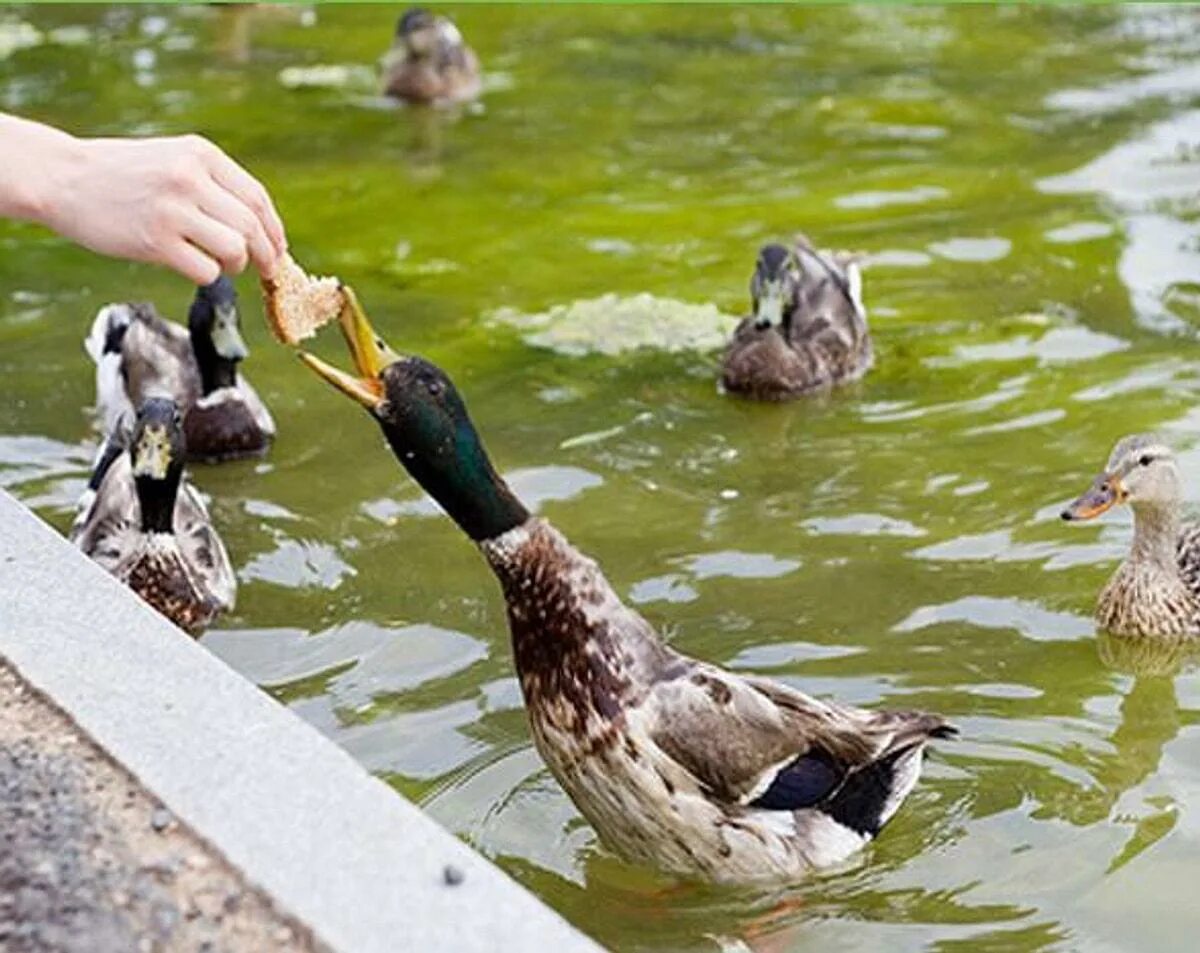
[1062,474,1124,521]
[298,285,403,411]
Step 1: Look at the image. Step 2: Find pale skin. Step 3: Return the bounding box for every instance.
[0,113,286,285]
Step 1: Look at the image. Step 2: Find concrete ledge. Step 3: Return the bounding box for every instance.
[0,490,602,953]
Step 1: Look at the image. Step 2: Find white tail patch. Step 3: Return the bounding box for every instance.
[793,809,870,868]
[86,304,136,435]
[879,745,924,827]
[845,261,866,319]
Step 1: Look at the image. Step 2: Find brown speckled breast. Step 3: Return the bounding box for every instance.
[123,550,221,637]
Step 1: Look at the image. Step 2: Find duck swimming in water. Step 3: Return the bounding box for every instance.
[1063,434,1200,638]
[297,300,954,883]
[722,237,872,400]
[85,277,275,462]
[381,7,481,106]
[71,397,236,636]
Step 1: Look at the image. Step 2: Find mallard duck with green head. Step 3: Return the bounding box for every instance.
[722,237,872,400]
[85,277,275,462]
[1063,434,1200,638]
[297,302,954,883]
[71,397,236,636]
[381,8,481,106]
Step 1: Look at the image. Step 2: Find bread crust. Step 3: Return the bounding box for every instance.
[260,255,345,345]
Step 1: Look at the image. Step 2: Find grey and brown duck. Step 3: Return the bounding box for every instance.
[297,301,954,883]
[71,397,236,635]
[381,8,481,106]
[722,237,873,400]
[1063,434,1200,638]
[85,277,276,462]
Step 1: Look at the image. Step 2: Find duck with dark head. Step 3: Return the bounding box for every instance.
[298,299,953,884]
[381,7,481,106]
[722,236,873,401]
[85,277,276,462]
[71,396,236,636]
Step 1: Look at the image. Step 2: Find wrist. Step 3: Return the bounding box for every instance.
[0,115,87,227]
[24,130,89,230]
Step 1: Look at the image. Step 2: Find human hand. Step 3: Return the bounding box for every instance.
[41,133,287,285]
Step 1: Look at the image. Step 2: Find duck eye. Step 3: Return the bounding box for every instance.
[1139,454,1153,467]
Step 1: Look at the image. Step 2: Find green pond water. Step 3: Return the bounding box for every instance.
[5,4,1200,950]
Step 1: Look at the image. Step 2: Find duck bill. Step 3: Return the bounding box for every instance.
[754,285,785,329]
[212,304,249,362]
[298,285,402,411]
[1062,474,1124,521]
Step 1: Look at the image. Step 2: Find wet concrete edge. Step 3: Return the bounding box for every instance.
[0,489,603,953]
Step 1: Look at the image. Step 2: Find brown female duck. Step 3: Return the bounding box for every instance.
[381,8,481,106]
[722,238,872,400]
[85,278,275,462]
[1063,434,1200,637]
[71,397,236,635]
[297,300,954,883]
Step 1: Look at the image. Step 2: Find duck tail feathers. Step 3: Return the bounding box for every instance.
[820,713,954,837]
[84,304,133,364]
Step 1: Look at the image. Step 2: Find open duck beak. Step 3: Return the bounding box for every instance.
[298,286,403,411]
[1062,473,1125,521]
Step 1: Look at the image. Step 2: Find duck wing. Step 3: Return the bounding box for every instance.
[642,663,952,831]
[175,484,237,611]
[1176,522,1200,601]
[70,452,140,569]
[777,241,873,388]
[234,377,277,438]
[120,305,202,408]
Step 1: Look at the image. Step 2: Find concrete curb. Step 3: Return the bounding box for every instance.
[0,489,603,953]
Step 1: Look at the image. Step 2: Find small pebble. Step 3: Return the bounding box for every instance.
[443,864,464,887]
[150,808,172,832]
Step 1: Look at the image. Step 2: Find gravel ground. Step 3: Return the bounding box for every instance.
[0,661,327,953]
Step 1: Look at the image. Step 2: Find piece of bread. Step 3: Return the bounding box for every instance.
[261,254,345,345]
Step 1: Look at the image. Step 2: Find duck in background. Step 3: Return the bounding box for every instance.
[381,7,481,106]
[296,302,955,883]
[85,277,275,462]
[1063,434,1200,637]
[722,237,872,400]
[71,397,236,636]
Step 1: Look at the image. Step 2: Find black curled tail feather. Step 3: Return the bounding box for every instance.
[87,436,124,492]
[821,742,924,837]
[103,317,130,356]
[88,415,132,491]
[85,303,134,364]
[820,717,954,837]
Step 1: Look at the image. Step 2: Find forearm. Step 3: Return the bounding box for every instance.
[0,112,285,284]
[0,112,84,226]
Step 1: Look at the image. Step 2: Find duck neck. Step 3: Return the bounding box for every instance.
[135,470,181,535]
[480,519,672,708]
[191,329,239,395]
[1129,502,1180,573]
[383,422,529,543]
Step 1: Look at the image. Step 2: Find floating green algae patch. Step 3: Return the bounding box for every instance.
[4,4,1200,952]
[490,293,739,357]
